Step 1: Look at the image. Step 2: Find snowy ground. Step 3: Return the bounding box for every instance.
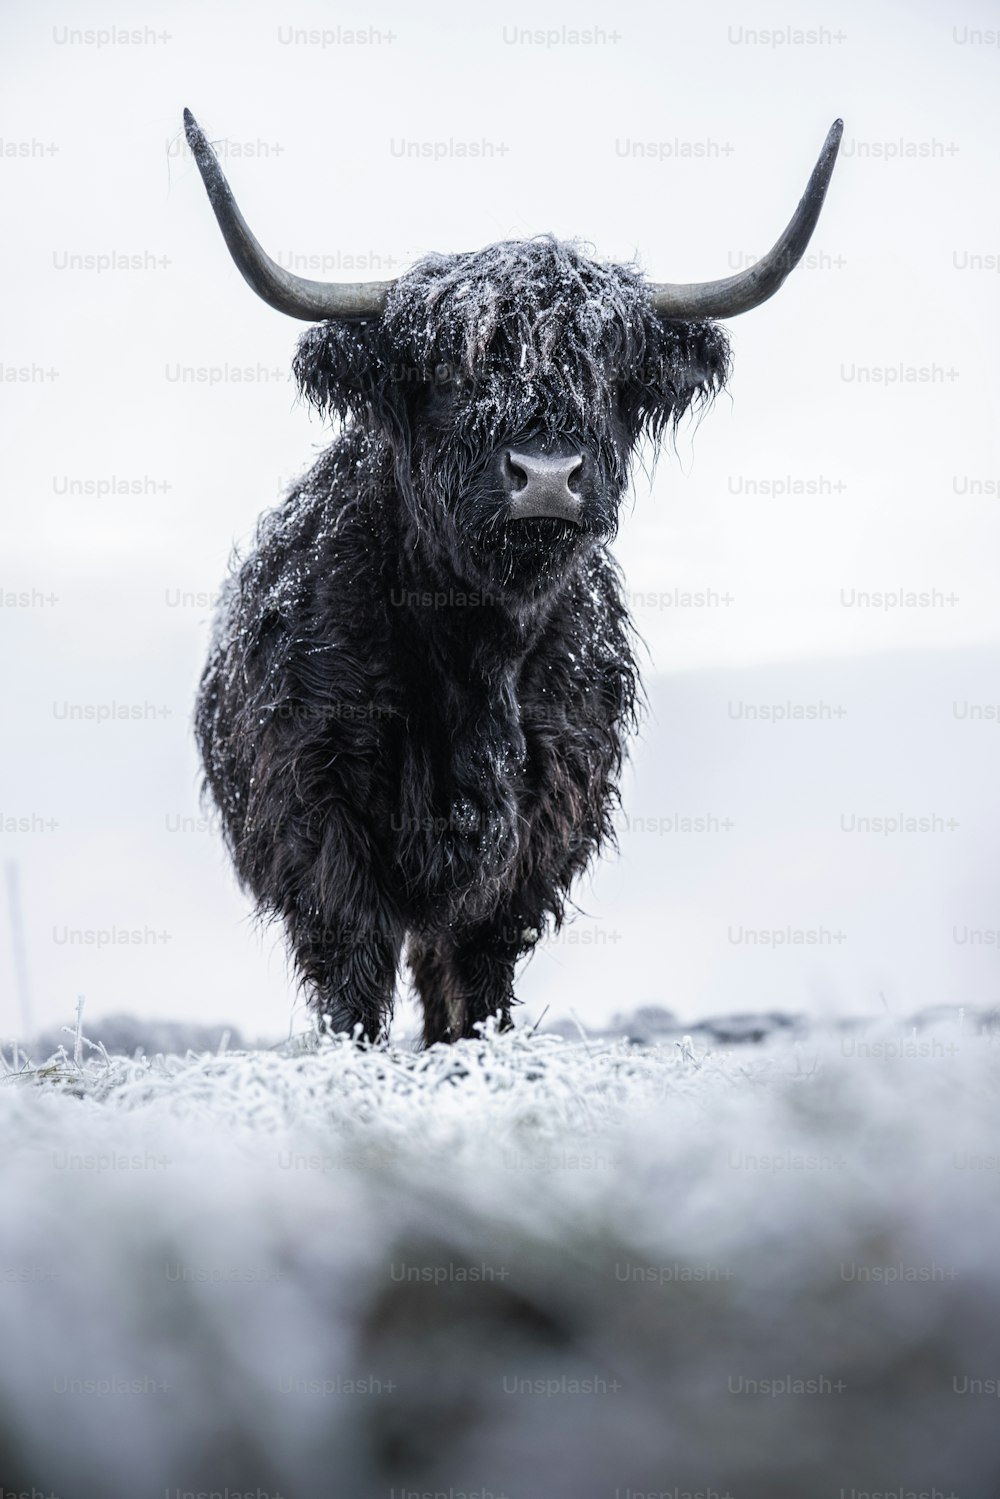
[2,1009,1000,1498]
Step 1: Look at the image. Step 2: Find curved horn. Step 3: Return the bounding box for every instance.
[648,119,843,320]
[183,109,393,322]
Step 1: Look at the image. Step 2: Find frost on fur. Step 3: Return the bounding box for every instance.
[198,237,730,1045]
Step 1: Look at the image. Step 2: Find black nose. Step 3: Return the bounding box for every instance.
[503,450,585,526]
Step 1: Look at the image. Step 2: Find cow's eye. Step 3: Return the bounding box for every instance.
[432,362,466,394]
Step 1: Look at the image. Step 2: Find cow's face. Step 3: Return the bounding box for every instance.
[295,240,730,601]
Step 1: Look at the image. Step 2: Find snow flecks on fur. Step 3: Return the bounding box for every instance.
[196,236,729,1043]
[293,236,731,451]
[393,239,648,407]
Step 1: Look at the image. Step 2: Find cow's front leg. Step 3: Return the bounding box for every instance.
[286,894,405,1042]
[409,916,541,1046]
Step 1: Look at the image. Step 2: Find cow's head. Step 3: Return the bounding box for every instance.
[184,111,841,601]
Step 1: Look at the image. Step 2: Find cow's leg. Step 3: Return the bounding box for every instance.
[409,916,540,1046]
[406,936,460,1046]
[286,903,404,1042]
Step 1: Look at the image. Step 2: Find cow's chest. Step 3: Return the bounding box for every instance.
[392,682,530,917]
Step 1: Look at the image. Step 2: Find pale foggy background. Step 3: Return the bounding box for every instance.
[2,0,999,1042]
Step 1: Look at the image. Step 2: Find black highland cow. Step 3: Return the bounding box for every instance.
[185,110,842,1045]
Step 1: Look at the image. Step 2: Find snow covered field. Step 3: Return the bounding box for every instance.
[3,1009,1000,1497]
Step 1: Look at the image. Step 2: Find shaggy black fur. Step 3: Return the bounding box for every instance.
[196,238,730,1044]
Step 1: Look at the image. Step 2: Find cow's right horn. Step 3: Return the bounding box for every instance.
[183,109,393,322]
[648,120,843,321]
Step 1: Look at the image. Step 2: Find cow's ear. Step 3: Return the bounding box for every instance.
[628,319,732,437]
[292,320,389,423]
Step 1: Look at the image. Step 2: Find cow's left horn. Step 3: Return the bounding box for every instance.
[648,120,843,320]
[183,109,392,321]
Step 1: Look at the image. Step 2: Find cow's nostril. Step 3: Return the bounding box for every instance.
[566,455,584,494]
[504,451,529,493]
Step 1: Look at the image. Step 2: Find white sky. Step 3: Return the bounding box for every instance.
[2,0,999,1039]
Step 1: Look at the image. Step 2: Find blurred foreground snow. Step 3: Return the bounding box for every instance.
[2,1009,999,1497]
